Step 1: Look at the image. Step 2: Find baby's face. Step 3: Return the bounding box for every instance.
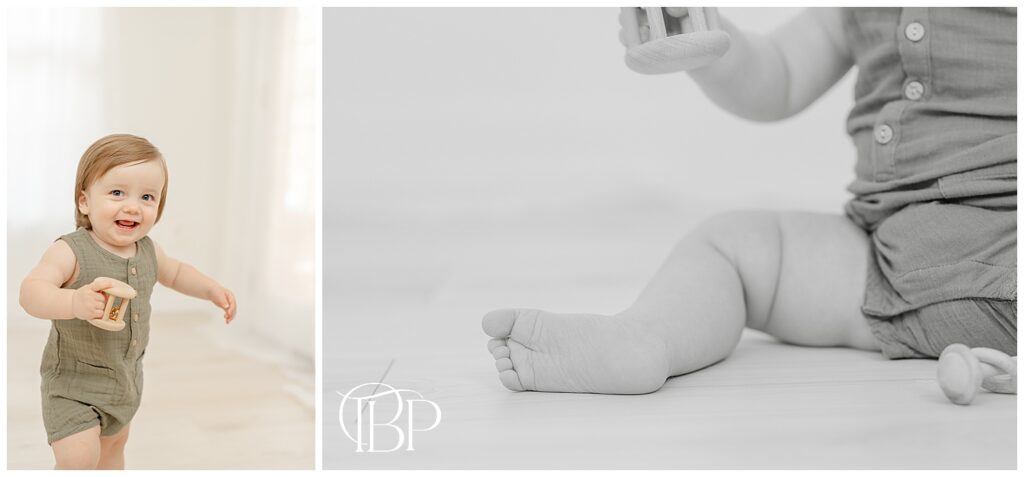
[79,160,165,250]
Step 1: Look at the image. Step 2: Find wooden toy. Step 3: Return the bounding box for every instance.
[936,343,1016,405]
[89,279,137,332]
[621,7,730,75]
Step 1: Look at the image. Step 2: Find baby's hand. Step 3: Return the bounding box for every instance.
[71,277,117,321]
[619,7,730,75]
[619,7,710,47]
[208,286,237,324]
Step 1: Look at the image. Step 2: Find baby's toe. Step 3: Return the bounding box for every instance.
[498,369,525,391]
[487,337,506,353]
[491,345,510,359]
[482,309,517,338]
[495,357,514,372]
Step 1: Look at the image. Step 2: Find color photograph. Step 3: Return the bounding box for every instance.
[7,7,317,469]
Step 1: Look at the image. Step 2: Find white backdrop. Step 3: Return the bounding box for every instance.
[330,7,856,225]
[7,8,316,364]
[326,7,858,314]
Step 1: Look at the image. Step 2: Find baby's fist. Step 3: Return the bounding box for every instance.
[71,277,114,320]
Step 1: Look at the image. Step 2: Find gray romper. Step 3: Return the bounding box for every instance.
[40,228,155,444]
[843,8,1017,358]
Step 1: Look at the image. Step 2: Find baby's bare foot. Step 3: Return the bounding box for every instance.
[482,309,670,394]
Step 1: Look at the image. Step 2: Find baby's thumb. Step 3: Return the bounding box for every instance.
[89,277,115,292]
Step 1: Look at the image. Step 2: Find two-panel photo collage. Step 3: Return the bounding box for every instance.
[4,5,1018,472]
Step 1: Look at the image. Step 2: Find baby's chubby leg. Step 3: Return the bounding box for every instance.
[483,211,880,394]
[97,424,131,470]
[51,426,102,470]
[632,211,881,375]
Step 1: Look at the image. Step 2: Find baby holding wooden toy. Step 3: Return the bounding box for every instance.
[19,134,237,469]
[483,7,1016,395]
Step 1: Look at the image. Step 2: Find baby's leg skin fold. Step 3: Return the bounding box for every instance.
[627,211,879,377]
[718,211,878,350]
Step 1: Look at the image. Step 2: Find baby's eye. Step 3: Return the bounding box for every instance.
[142,194,155,202]
[110,190,124,197]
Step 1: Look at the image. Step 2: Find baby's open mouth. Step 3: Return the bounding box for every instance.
[116,220,139,230]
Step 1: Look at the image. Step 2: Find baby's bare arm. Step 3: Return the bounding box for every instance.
[20,241,85,320]
[690,8,852,121]
[155,241,237,322]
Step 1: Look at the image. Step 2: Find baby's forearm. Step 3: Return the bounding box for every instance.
[165,262,221,301]
[19,280,76,321]
[688,17,792,121]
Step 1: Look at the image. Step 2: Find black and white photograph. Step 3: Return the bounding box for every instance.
[323,7,1016,470]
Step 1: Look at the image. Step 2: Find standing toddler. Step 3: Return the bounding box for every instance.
[20,134,238,468]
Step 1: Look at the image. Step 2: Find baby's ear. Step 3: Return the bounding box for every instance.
[77,191,89,215]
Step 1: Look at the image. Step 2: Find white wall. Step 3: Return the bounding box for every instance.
[7,8,315,364]
[330,7,855,226]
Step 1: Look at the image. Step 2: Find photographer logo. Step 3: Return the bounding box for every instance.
[338,382,442,452]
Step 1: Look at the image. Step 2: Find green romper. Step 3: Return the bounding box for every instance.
[40,228,155,444]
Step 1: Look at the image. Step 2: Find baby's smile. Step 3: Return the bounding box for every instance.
[115,219,140,231]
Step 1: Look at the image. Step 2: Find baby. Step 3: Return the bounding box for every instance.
[19,134,237,469]
[483,7,1016,394]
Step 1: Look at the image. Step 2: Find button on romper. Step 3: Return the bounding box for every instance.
[40,228,155,444]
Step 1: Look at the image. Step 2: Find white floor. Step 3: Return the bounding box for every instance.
[8,312,314,470]
[328,327,1016,470]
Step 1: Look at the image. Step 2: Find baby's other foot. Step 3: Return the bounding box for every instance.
[482,309,670,394]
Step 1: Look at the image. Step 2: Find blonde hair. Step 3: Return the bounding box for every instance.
[74,134,168,229]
